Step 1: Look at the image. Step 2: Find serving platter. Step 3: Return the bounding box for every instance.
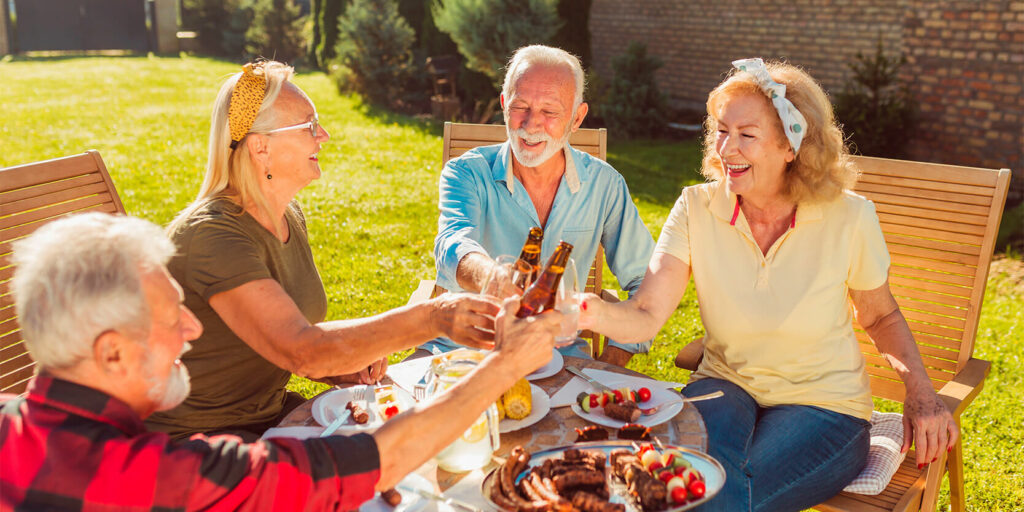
[481,441,725,512]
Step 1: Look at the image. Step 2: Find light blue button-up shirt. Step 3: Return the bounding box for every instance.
[430,141,655,354]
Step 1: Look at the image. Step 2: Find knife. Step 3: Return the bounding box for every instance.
[396,484,481,512]
[320,409,352,437]
[565,365,613,392]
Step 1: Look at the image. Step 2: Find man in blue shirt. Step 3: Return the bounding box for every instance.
[426,45,656,366]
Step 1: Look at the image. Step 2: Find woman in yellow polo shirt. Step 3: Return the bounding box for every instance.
[579,59,957,511]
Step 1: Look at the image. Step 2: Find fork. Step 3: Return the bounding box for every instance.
[640,390,724,415]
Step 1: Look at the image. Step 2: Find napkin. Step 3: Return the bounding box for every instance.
[549,369,686,408]
[439,468,490,510]
[260,426,325,440]
[386,357,433,395]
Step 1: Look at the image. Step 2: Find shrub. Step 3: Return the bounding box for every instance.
[551,0,592,69]
[834,37,916,158]
[180,0,247,57]
[600,42,668,138]
[332,0,417,107]
[432,0,561,87]
[243,0,307,65]
[317,0,350,68]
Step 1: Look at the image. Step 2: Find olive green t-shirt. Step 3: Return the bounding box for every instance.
[145,199,327,439]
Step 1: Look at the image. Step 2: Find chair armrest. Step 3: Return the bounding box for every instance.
[674,337,705,371]
[600,288,620,303]
[407,280,438,306]
[937,357,991,417]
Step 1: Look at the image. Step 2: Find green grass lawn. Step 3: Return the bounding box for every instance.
[2,55,1021,510]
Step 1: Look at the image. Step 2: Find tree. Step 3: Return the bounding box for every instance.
[432,0,561,86]
[317,0,349,68]
[244,0,307,64]
[333,0,417,107]
[834,37,917,158]
[600,42,668,138]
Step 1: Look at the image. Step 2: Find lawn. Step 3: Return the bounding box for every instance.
[1,55,1020,510]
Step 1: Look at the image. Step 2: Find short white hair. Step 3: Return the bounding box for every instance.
[11,213,175,369]
[502,45,585,107]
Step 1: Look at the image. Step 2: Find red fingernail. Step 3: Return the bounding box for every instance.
[918,463,924,469]
[947,446,953,453]
[932,457,937,463]
[581,301,588,311]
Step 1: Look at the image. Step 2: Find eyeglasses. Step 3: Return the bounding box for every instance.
[263,115,320,138]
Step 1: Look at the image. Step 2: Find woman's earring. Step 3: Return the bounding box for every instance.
[266,174,272,180]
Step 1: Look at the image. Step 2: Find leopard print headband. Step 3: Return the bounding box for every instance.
[228,63,268,149]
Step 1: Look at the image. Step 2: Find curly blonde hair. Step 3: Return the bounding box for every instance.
[700,61,857,204]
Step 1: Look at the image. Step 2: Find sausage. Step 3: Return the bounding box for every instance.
[604,400,641,423]
[571,491,625,512]
[552,470,605,493]
[529,472,573,511]
[379,488,402,507]
[345,400,370,424]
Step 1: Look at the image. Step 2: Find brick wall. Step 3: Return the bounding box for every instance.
[590,0,1023,201]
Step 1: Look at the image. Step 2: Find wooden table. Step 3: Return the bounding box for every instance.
[278,356,707,493]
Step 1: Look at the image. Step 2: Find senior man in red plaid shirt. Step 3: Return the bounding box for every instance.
[0,212,560,511]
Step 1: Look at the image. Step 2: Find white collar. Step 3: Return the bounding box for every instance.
[505,144,581,195]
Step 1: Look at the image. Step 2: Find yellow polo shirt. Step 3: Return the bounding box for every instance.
[655,181,889,420]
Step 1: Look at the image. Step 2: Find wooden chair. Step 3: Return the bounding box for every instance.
[1,150,126,395]
[410,122,618,357]
[673,156,1012,512]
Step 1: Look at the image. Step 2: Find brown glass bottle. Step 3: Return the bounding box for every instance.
[516,241,573,318]
[513,227,544,289]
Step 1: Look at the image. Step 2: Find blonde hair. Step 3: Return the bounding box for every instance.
[168,60,295,235]
[700,61,857,204]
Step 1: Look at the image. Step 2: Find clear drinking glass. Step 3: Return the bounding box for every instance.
[554,256,580,347]
[428,355,500,472]
[480,255,533,299]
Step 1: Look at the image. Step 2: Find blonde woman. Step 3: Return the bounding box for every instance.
[578,59,956,511]
[146,61,503,441]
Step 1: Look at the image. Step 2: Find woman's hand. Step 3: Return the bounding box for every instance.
[577,292,604,331]
[902,386,958,468]
[430,293,502,350]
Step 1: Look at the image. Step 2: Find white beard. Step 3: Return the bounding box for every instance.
[507,125,571,168]
[144,345,192,412]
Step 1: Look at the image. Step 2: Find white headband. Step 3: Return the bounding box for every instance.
[732,58,807,154]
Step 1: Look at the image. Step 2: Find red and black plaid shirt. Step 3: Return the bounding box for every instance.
[0,375,380,511]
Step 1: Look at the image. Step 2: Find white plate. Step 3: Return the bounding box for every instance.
[526,349,563,380]
[499,384,550,433]
[360,472,432,512]
[311,386,416,431]
[569,377,683,428]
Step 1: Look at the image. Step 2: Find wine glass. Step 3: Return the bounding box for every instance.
[554,256,580,347]
[480,255,533,300]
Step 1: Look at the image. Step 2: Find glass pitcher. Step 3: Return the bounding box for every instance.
[427,352,500,472]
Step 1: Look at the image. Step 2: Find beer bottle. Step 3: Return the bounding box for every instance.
[513,227,544,289]
[516,241,573,318]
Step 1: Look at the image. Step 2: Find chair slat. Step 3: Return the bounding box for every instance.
[857,172,996,198]
[888,282,971,308]
[0,153,101,192]
[894,296,968,320]
[866,365,947,389]
[0,366,35,394]
[889,265,975,289]
[877,211,987,237]
[1,182,112,217]
[901,308,966,330]
[0,351,33,375]
[889,253,978,278]
[874,203,989,228]
[879,221,985,246]
[863,349,958,373]
[856,181,993,206]
[0,193,114,231]
[0,173,105,205]
[883,233,982,257]
[0,341,25,364]
[863,190,991,216]
[0,266,12,282]
[855,155,1002,187]
[0,309,16,328]
[857,335,960,362]
[0,203,119,243]
[904,319,963,341]
[1,330,21,350]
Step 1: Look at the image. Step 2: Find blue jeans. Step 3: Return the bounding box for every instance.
[683,378,870,512]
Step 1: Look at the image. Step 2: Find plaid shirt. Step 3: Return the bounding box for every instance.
[0,375,380,511]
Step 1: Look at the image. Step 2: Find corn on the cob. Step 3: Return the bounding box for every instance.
[496,397,506,420]
[502,378,532,420]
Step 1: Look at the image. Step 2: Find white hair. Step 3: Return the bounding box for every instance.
[502,45,585,108]
[11,213,175,370]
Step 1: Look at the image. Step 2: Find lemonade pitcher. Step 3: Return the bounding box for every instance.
[427,354,499,472]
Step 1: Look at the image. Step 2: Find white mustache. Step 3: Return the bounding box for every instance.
[510,128,556,146]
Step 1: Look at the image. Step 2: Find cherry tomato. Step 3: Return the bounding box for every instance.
[687,480,706,499]
[589,395,599,408]
[648,461,664,472]
[670,486,688,504]
[384,405,399,419]
[613,390,623,403]
[601,393,610,407]
[638,387,652,402]
[658,470,675,483]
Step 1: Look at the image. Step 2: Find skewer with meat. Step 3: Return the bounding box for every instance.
[604,400,641,423]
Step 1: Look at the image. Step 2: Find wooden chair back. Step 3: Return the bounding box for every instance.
[0,150,126,395]
[437,122,611,356]
[849,156,1010,402]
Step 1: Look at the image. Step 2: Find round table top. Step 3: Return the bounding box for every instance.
[279,355,707,491]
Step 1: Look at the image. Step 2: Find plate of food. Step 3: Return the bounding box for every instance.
[527,348,563,381]
[312,385,415,432]
[482,441,725,512]
[359,472,432,512]
[570,378,683,429]
[498,381,550,433]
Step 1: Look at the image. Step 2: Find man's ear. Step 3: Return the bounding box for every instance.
[571,102,589,132]
[93,330,136,378]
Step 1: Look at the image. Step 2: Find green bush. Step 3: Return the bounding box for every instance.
[244,0,307,65]
[180,0,247,57]
[432,0,561,87]
[332,0,418,108]
[317,0,350,69]
[551,0,592,69]
[834,37,916,158]
[600,42,668,138]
